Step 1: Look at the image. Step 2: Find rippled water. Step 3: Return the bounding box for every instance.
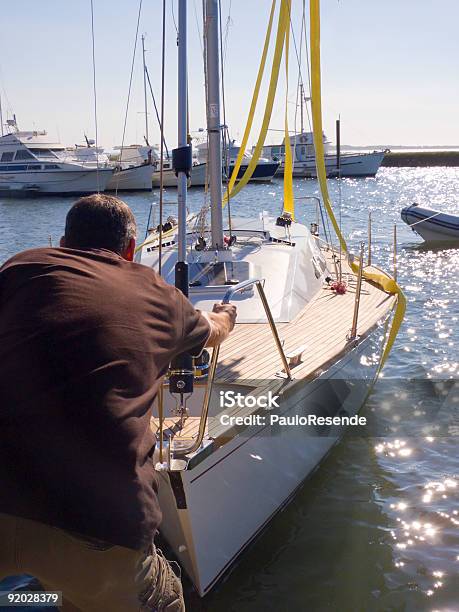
[0,168,457,611]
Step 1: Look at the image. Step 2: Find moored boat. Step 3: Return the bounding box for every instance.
[262,130,386,178]
[401,203,459,242]
[0,128,113,196]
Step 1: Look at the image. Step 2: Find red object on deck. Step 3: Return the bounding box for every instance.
[330,280,347,294]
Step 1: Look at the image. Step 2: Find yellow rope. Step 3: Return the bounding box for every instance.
[310,0,405,369]
[282,0,294,218]
[222,0,277,204]
[223,0,289,204]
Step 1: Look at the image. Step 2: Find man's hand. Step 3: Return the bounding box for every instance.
[202,303,237,348]
[212,303,237,332]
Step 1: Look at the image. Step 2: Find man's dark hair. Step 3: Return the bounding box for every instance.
[64,194,137,254]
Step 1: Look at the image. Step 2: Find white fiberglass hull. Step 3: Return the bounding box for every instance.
[155,331,383,596]
[107,164,153,191]
[0,168,113,195]
[401,204,459,243]
[153,163,207,188]
[281,151,385,178]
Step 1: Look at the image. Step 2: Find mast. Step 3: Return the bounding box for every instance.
[141,35,149,144]
[300,83,304,135]
[0,92,4,136]
[177,0,188,265]
[336,117,341,173]
[205,0,224,250]
[168,0,194,403]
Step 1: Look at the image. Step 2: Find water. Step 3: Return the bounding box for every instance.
[0,168,457,611]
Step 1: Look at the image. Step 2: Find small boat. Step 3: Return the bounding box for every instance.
[401,203,459,242]
[0,125,113,196]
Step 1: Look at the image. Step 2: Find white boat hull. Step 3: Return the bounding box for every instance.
[401,204,459,242]
[107,164,152,191]
[155,330,383,596]
[0,167,113,195]
[279,151,385,178]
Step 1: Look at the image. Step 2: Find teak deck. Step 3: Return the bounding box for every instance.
[151,248,396,442]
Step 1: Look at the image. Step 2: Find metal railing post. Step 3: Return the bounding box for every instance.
[368,212,372,266]
[170,277,292,458]
[393,223,397,282]
[349,242,365,341]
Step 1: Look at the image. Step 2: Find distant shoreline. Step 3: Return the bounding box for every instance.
[381,150,459,167]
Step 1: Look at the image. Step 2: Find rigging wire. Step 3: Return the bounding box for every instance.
[89,0,100,192]
[158,0,167,275]
[117,0,143,196]
[192,0,203,54]
[218,0,232,237]
[144,66,169,157]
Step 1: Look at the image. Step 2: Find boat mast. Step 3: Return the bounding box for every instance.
[169,0,194,403]
[141,35,149,145]
[177,0,188,266]
[0,92,4,137]
[300,83,304,135]
[205,0,224,250]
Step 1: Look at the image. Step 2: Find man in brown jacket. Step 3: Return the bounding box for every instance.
[0,194,236,611]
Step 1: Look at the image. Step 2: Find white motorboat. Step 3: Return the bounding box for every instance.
[262,130,386,178]
[152,152,207,188]
[401,203,459,242]
[0,127,113,195]
[136,0,403,597]
[73,143,153,191]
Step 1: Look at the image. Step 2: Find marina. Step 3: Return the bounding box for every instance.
[0,0,458,611]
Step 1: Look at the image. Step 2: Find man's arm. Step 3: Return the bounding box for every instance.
[201,304,237,348]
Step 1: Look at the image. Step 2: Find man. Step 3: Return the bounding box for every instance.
[0,194,236,611]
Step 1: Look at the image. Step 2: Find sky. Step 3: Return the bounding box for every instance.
[1,0,458,150]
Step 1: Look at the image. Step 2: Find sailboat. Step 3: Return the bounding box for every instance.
[137,0,404,596]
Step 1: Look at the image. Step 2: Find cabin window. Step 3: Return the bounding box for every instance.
[188,261,250,288]
[272,146,280,156]
[2,164,27,171]
[14,150,35,160]
[27,164,42,171]
[44,164,60,169]
[1,152,14,162]
[32,149,58,159]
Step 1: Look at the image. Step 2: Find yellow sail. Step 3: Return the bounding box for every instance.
[223,0,290,205]
[282,0,294,218]
[310,0,405,369]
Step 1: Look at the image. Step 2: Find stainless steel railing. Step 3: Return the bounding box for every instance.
[158,277,292,462]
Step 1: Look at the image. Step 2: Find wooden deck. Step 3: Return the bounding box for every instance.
[151,248,397,443]
[216,249,395,382]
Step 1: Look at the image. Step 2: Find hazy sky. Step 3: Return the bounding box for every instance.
[1,1,458,150]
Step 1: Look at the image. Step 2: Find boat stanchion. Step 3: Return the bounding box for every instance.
[349,242,365,342]
[368,212,372,266]
[393,223,397,281]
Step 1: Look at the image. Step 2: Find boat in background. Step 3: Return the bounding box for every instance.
[401,203,459,242]
[74,142,153,191]
[193,139,279,185]
[262,130,386,178]
[0,125,113,195]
